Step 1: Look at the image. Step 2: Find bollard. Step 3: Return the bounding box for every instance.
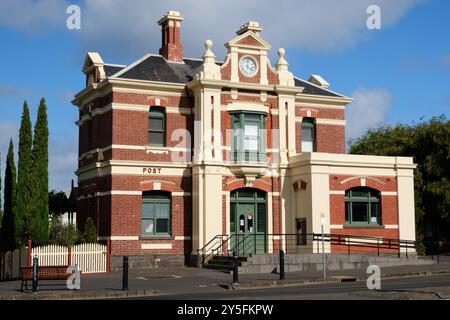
[232,251,239,284]
[122,256,129,291]
[279,250,285,280]
[32,257,39,293]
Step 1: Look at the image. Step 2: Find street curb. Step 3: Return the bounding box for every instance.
[0,289,160,300]
[222,269,450,290]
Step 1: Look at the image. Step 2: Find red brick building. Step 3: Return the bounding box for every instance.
[73,11,416,267]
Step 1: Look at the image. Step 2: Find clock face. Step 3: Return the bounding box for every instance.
[240,57,257,76]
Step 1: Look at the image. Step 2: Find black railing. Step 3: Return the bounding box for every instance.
[197,232,438,267]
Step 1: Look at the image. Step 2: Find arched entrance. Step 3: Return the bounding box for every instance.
[230,188,267,254]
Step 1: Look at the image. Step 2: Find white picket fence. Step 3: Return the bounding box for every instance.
[72,243,107,274]
[31,243,107,273]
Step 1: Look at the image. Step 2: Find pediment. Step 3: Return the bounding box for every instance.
[226,31,271,51]
[82,52,104,73]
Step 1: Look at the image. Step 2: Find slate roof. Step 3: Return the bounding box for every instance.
[105,54,344,98]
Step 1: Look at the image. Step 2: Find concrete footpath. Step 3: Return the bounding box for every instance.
[0,259,449,300]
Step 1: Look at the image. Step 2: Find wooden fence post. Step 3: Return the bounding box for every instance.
[27,240,32,266]
[68,246,72,266]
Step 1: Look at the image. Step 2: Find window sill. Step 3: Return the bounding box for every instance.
[139,236,174,240]
[145,145,169,154]
[343,224,385,229]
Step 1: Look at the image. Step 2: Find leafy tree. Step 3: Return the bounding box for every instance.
[16,101,34,246]
[349,115,450,243]
[49,190,69,216]
[0,140,17,251]
[31,98,49,245]
[81,217,97,243]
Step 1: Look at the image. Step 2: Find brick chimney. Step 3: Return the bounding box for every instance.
[158,10,184,62]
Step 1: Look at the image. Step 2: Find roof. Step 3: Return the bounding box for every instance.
[104,54,344,97]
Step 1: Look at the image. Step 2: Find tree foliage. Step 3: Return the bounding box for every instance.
[16,101,34,247]
[48,215,79,247]
[49,190,68,216]
[31,98,49,245]
[81,217,98,243]
[349,115,450,241]
[0,140,17,251]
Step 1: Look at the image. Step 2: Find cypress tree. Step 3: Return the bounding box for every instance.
[1,140,17,250]
[16,101,33,246]
[31,98,49,245]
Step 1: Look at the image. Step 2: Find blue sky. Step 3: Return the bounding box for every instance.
[0,0,449,193]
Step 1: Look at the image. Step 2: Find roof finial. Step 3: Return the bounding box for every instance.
[276,48,294,86]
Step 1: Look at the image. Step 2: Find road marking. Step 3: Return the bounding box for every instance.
[171,275,183,278]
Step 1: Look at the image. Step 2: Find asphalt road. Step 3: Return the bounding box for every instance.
[129,274,450,300]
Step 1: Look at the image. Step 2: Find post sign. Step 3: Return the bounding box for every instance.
[143,167,162,174]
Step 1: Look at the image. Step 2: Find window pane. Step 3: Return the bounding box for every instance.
[149,118,164,131]
[257,203,266,233]
[156,219,169,233]
[351,190,368,198]
[156,203,170,219]
[230,203,236,233]
[244,137,259,151]
[370,202,380,224]
[345,202,350,222]
[149,132,164,146]
[142,202,154,219]
[141,218,155,236]
[302,127,313,141]
[352,202,369,223]
[302,141,313,153]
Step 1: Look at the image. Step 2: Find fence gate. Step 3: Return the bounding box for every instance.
[31,243,108,274]
[72,243,107,273]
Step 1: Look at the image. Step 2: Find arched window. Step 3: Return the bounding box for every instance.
[148,107,166,147]
[141,191,171,237]
[301,118,315,153]
[345,187,381,225]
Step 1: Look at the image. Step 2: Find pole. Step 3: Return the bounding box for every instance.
[279,250,285,280]
[32,257,38,293]
[232,251,239,284]
[321,225,327,279]
[122,256,128,291]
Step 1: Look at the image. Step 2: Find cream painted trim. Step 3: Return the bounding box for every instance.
[172,192,192,196]
[111,236,139,241]
[141,243,172,250]
[226,102,269,114]
[329,190,345,195]
[268,192,280,196]
[329,225,343,229]
[385,225,399,229]
[315,119,346,126]
[111,87,185,97]
[295,102,346,110]
[381,192,398,196]
[174,236,192,240]
[295,117,346,126]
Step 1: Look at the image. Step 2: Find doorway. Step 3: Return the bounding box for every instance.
[230,188,267,254]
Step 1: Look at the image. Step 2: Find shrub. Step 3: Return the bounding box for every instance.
[82,217,97,243]
[48,215,80,247]
[415,241,426,256]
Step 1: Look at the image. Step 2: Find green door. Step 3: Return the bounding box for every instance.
[230,189,266,255]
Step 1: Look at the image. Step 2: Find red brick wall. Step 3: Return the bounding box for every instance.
[316,124,345,154]
[329,174,400,253]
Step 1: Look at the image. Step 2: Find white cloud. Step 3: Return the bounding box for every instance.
[346,88,393,141]
[48,134,78,193]
[1,0,423,59]
[0,0,69,34]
